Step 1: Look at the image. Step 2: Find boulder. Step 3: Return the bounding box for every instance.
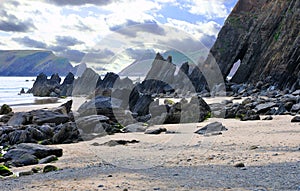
[255,103,277,114]
[60,72,74,96]
[291,103,300,113]
[52,122,81,144]
[29,110,70,125]
[30,73,61,97]
[4,143,62,159]
[77,96,123,121]
[7,112,26,126]
[38,155,58,164]
[0,104,12,115]
[123,123,148,133]
[291,116,300,123]
[195,122,227,135]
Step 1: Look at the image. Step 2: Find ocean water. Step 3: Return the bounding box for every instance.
[0,76,36,106]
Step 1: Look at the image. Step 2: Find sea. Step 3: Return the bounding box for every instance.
[0,76,143,107]
[0,76,37,106]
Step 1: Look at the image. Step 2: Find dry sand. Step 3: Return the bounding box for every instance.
[1,97,300,191]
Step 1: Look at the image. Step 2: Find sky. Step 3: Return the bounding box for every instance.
[0,0,238,73]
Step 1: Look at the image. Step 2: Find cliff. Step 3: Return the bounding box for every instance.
[0,50,75,76]
[209,0,300,90]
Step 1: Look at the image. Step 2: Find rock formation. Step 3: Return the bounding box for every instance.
[208,0,300,90]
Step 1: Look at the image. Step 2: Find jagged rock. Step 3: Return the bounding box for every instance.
[52,122,80,144]
[7,112,26,126]
[195,122,227,135]
[77,96,123,121]
[209,0,300,90]
[60,72,74,96]
[76,115,110,134]
[32,112,70,125]
[8,130,33,145]
[20,88,25,94]
[29,73,61,97]
[73,68,100,96]
[131,95,153,117]
[98,72,119,89]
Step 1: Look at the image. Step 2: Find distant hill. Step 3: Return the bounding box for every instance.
[0,50,76,76]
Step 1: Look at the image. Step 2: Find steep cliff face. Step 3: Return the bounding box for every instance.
[209,0,300,89]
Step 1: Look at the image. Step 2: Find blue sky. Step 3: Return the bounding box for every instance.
[0,0,238,72]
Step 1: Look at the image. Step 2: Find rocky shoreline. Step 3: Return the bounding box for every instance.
[1,52,300,179]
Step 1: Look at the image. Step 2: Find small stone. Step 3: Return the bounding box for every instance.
[32,167,42,173]
[272,153,279,156]
[153,188,160,190]
[291,116,300,122]
[19,170,33,176]
[39,155,58,164]
[43,165,58,173]
[234,163,245,168]
[107,174,112,177]
[249,145,259,150]
[262,116,273,120]
[98,184,104,188]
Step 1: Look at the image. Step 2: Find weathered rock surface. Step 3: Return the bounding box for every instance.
[0,101,81,147]
[209,0,300,90]
[195,122,227,136]
[3,143,62,167]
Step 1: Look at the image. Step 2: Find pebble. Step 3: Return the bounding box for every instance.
[98,184,104,188]
[234,163,245,168]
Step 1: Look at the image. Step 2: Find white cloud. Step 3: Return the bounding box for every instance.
[166,18,220,40]
[184,0,229,19]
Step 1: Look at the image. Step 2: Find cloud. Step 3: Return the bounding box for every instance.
[60,49,86,63]
[0,10,36,32]
[55,36,83,47]
[83,48,115,63]
[109,19,165,37]
[183,0,229,19]
[12,36,47,48]
[44,0,119,6]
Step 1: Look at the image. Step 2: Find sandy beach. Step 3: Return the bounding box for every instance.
[1,98,299,191]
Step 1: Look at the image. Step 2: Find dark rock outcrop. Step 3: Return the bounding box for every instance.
[3,143,62,167]
[209,0,300,90]
[0,101,81,147]
[29,73,61,97]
